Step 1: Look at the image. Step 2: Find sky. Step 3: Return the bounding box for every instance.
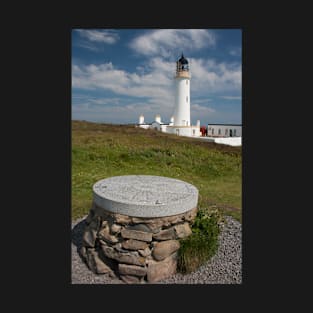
[72,29,242,125]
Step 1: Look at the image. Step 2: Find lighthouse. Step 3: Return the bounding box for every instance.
[173,53,190,126]
[137,53,200,137]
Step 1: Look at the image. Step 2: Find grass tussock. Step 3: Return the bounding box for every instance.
[177,209,223,273]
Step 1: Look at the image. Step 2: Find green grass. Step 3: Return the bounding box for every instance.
[177,208,222,273]
[72,120,242,222]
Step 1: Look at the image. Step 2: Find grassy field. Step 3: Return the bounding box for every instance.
[72,120,242,222]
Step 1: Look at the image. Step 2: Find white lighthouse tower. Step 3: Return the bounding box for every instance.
[173,53,190,126]
[166,54,200,137]
[137,53,201,137]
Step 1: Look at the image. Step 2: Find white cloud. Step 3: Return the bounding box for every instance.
[75,41,102,52]
[72,56,241,124]
[72,61,174,99]
[229,47,241,56]
[192,98,212,104]
[219,96,241,100]
[75,29,119,44]
[191,104,215,113]
[129,29,216,57]
[220,96,241,100]
[189,58,241,93]
[72,60,176,122]
[72,56,241,99]
[72,96,165,124]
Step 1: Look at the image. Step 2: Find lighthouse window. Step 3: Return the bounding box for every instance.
[218,129,221,135]
[186,80,188,85]
[225,129,228,135]
[234,129,237,136]
[186,96,188,102]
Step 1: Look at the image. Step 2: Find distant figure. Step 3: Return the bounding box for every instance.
[200,126,207,136]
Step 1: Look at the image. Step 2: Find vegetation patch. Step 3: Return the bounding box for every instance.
[177,208,223,273]
[72,121,242,221]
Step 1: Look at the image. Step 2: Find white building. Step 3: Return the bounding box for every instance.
[207,124,242,137]
[137,114,169,132]
[137,114,150,129]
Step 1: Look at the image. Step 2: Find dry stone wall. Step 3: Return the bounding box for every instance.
[80,202,197,283]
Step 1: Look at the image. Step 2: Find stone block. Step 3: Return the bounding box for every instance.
[120,275,141,284]
[121,229,152,242]
[98,227,119,244]
[126,224,152,233]
[163,215,184,225]
[174,223,192,239]
[116,252,146,267]
[115,213,132,225]
[131,218,164,232]
[101,220,108,228]
[147,253,177,283]
[86,249,112,274]
[82,228,97,247]
[100,243,117,260]
[110,223,121,234]
[101,244,146,266]
[79,246,87,259]
[138,247,151,257]
[184,207,198,222]
[122,239,149,251]
[152,240,180,261]
[152,227,176,240]
[118,264,147,277]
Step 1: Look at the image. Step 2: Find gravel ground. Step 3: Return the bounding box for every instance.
[71,215,242,284]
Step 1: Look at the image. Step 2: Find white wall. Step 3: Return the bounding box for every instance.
[139,115,144,124]
[138,124,150,129]
[207,124,242,137]
[166,126,200,137]
[155,115,161,123]
[160,124,168,132]
[174,77,190,126]
[200,137,241,146]
[138,122,168,132]
[151,121,161,131]
[214,137,242,146]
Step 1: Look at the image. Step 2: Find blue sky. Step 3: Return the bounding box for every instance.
[72,29,242,125]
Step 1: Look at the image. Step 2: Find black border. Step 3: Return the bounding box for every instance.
[21,4,291,306]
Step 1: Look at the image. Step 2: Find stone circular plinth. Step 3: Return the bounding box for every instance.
[81,175,199,284]
[93,175,198,218]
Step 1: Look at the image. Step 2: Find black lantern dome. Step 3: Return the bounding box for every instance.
[178,53,188,64]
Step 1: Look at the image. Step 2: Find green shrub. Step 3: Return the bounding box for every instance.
[177,209,223,273]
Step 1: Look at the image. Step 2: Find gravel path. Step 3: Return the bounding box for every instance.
[71,215,242,284]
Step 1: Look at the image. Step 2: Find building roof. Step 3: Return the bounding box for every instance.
[178,53,188,64]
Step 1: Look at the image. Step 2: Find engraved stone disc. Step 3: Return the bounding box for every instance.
[93,175,198,218]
